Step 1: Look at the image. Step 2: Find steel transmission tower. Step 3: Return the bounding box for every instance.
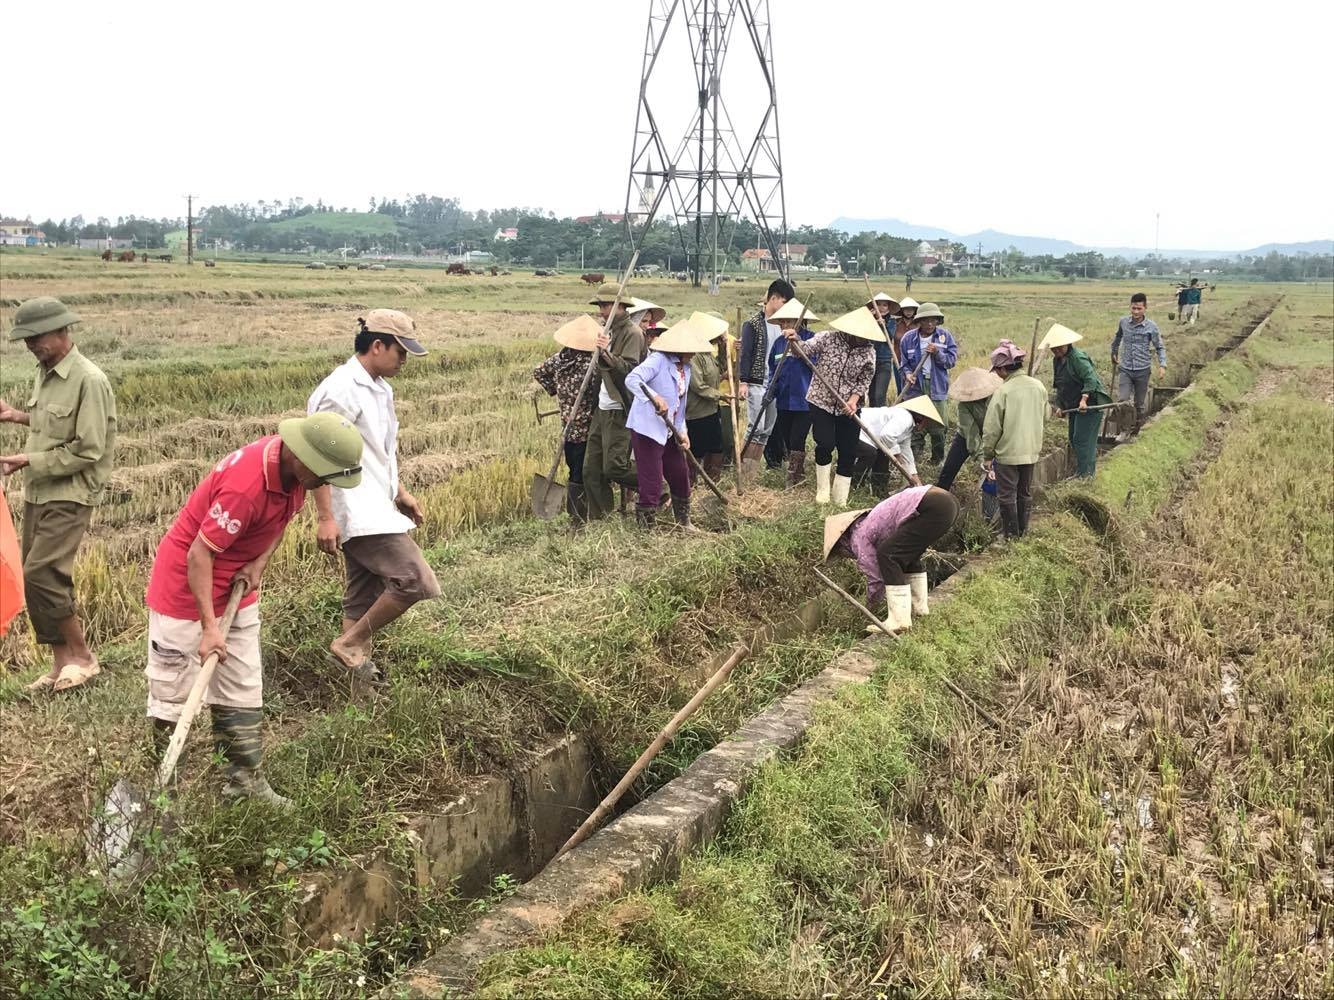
[623,0,789,291]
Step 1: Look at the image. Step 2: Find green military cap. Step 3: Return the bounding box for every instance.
[278,412,364,488]
[588,282,630,306]
[8,296,80,340]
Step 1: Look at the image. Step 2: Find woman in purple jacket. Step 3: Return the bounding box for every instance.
[822,484,959,632]
[624,318,714,529]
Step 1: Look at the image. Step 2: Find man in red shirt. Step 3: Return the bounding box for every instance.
[144,413,362,806]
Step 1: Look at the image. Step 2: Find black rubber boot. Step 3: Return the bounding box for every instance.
[786,451,806,488]
[635,506,656,529]
[672,494,696,530]
[566,483,588,526]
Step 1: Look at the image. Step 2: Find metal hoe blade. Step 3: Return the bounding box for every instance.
[87,777,150,881]
[530,473,566,520]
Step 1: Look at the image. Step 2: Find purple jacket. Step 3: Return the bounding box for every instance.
[900,326,958,402]
[625,351,691,445]
[848,486,931,604]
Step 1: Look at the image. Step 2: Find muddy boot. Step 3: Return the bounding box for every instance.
[865,584,913,634]
[212,706,292,810]
[907,572,930,616]
[1017,497,1032,537]
[999,505,1020,540]
[786,451,806,488]
[634,506,657,530]
[671,495,700,532]
[739,440,764,484]
[815,463,833,504]
[702,452,724,487]
[565,483,588,527]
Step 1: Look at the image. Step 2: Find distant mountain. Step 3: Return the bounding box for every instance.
[829,217,1332,260]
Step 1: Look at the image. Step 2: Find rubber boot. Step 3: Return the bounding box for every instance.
[865,584,913,634]
[701,452,724,486]
[565,482,588,527]
[1000,504,1020,540]
[634,506,656,529]
[212,706,293,810]
[1017,497,1032,537]
[907,572,930,617]
[814,463,832,504]
[672,495,700,532]
[786,451,806,488]
[739,439,764,484]
[831,474,852,509]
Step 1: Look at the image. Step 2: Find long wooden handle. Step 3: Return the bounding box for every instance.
[637,385,728,505]
[155,581,248,788]
[555,643,750,859]
[862,274,901,375]
[728,308,743,494]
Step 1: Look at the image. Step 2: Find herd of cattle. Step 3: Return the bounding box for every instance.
[101,250,173,263]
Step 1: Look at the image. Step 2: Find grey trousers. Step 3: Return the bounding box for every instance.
[744,383,777,447]
[1118,368,1151,425]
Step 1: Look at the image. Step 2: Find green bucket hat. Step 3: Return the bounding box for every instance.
[8,296,80,340]
[588,282,629,306]
[277,413,364,489]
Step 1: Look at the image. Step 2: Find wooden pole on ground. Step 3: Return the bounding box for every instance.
[727,308,743,494]
[555,643,751,859]
[812,567,1003,728]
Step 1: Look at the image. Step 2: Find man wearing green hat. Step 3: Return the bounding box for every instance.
[142,413,363,807]
[308,309,440,688]
[0,296,117,692]
[584,282,645,520]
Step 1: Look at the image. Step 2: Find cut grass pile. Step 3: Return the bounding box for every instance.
[473,333,1332,996]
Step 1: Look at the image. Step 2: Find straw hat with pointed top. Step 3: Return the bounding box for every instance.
[898,296,921,312]
[771,298,817,323]
[649,317,714,354]
[949,367,1004,402]
[867,291,900,309]
[822,509,871,560]
[689,310,730,341]
[894,395,944,426]
[1039,323,1083,350]
[913,302,945,322]
[828,306,887,342]
[553,314,602,352]
[629,297,667,325]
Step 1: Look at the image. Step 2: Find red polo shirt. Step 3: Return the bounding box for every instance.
[146,435,306,620]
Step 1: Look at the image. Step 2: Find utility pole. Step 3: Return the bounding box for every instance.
[1154,211,1160,261]
[186,194,195,265]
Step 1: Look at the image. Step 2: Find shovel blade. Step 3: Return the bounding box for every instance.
[530,473,567,520]
[87,777,148,874]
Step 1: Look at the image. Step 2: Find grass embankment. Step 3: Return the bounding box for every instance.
[474,331,1332,995]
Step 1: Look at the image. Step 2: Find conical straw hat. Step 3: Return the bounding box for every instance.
[689,310,730,341]
[1038,322,1083,350]
[771,298,818,322]
[898,296,921,312]
[867,291,900,308]
[894,395,944,426]
[650,317,714,354]
[629,298,667,325]
[553,313,602,352]
[949,367,1003,402]
[822,509,872,560]
[829,306,888,342]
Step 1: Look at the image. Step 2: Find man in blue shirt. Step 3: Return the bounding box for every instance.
[1110,292,1167,435]
[1182,279,1203,325]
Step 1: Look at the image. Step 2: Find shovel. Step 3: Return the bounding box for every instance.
[531,183,669,519]
[90,581,247,880]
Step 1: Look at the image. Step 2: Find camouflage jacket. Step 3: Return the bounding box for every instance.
[533,347,597,443]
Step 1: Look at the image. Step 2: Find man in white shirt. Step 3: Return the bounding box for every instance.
[852,397,944,494]
[307,309,440,686]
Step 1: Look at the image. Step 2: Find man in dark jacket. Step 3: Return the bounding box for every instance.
[584,284,645,520]
[737,278,794,474]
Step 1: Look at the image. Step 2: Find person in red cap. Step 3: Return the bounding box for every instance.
[308,310,440,687]
[143,413,363,806]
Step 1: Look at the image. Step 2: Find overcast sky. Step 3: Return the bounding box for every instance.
[5,0,1331,250]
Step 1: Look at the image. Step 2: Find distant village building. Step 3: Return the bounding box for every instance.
[77,235,134,251]
[822,253,842,274]
[917,239,955,262]
[575,212,626,226]
[740,243,809,273]
[0,219,46,246]
[492,227,518,241]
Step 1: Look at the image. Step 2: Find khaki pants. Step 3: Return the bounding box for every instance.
[341,532,441,620]
[144,604,262,722]
[21,500,93,645]
[584,407,637,520]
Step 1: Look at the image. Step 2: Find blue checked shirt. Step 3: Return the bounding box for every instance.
[1110,316,1166,372]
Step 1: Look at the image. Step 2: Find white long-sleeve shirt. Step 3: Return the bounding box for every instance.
[857,406,917,476]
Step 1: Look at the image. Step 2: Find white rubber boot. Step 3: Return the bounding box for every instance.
[866,584,913,634]
[831,474,852,508]
[814,463,832,504]
[907,572,930,616]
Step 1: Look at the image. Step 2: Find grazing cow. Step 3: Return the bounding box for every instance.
[204,259,216,268]
[118,250,136,262]
[447,262,467,275]
[157,254,172,263]
[580,272,605,285]
[369,263,386,271]
[140,253,148,262]
[336,263,348,270]
[534,269,551,277]
[490,266,498,276]
[101,249,112,261]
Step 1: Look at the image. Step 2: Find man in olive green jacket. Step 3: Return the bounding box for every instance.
[981,340,1046,539]
[1,297,117,691]
[1046,327,1111,479]
[584,283,645,520]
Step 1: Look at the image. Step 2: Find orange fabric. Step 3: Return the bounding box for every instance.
[0,489,23,636]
